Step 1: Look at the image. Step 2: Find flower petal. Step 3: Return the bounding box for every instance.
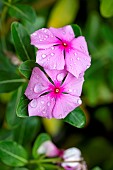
[62,73,84,96]
[45,69,67,83]
[50,25,75,41]
[36,46,65,70]
[65,36,91,78]
[28,94,55,118]
[38,141,60,157]
[25,67,51,100]
[53,94,81,119]
[31,28,58,49]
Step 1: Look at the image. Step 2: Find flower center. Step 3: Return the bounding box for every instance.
[62,42,68,47]
[54,88,60,94]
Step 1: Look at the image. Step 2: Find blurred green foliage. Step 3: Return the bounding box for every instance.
[0,0,113,169]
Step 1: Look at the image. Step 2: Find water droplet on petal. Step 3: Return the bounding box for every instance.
[77,99,82,105]
[41,101,44,104]
[57,73,65,81]
[77,57,80,60]
[47,102,50,106]
[42,54,46,58]
[34,84,41,93]
[68,89,72,92]
[45,35,48,38]
[40,39,42,42]
[86,65,90,69]
[30,99,37,108]
[53,64,56,69]
[80,45,84,50]
[62,31,65,34]
[51,47,55,50]
[74,52,77,56]
[51,53,54,56]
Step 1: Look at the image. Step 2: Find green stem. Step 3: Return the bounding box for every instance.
[29,157,62,165]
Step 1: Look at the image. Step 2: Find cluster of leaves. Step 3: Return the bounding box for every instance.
[0,0,113,170]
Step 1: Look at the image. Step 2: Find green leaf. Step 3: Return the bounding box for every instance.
[13,168,29,170]
[71,24,82,37]
[32,133,51,158]
[0,141,28,167]
[16,83,29,118]
[19,60,36,79]
[9,4,37,23]
[6,87,23,128]
[100,0,113,18]
[64,107,86,128]
[11,22,35,61]
[0,70,24,93]
[92,167,102,170]
[14,117,40,146]
[47,0,79,27]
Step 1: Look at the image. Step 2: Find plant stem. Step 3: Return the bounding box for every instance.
[29,157,62,165]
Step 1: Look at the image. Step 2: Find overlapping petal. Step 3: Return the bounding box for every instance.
[31,28,58,49]
[36,46,65,70]
[62,72,84,96]
[25,67,51,100]
[52,94,81,119]
[49,25,75,41]
[28,94,55,118]
[65,36,91,77]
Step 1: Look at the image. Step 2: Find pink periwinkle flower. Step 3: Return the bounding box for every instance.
[25,67,84,119]
[61,148,87,170]
[37,140,60,157]
[31,25,91,78]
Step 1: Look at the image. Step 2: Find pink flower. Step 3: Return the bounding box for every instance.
[25,67,84,119]
[31,25,91,78]
[61,148,87,170]
[37,140,60,157]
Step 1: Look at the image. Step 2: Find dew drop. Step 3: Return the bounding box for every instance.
[77,99,82,105]
[30,99,37,108]
[86,65,90,69]
[53,64,56,69]
[71,58,73,61]
[74,52,77,56]
[80,45,84,50]
[51,53,54,56]
[42,54,46,58]
[57,73,65,81]
[62,31,66,34]
[43,110,46,114]
[51,47,55,50]
[34,84,41,93]
[68,89,72,92]
[41,101,44,104]
[77,57,80,60]
[40,39,42,42]
[47,102,50,106]
[45,35,48,38]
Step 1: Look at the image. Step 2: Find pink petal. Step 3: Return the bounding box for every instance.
[25,67,51,100]
[28,94,55,118]
[65,36,91,78]
[36,46,65,70]
[62,73,84,96]
[38,141,60,157]
[45,69,67,83]
[31,28,58,49]
[49,25,75,42]
[52,94,81,119]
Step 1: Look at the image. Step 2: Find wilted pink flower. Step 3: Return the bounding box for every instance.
[25,67,84,119]
[37,140,60,157]
[61,148,87,170]
[31,25,91,78]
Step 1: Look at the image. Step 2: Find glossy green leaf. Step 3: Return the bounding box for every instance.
[0,141,28,167]
[9,4,37,23]
[0,70,24,93]
[100,0,113,18]
[71,24,82,37]
[11,22,35,61]
[13,168,29,170]
[48,0,79,27]
[16,84,29,118]
[32,133,51,158]
[92,167,102,170]
[14,117,40,146]
[64,107,86,128]
[6,87,23,128]
[19,60,36,79]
